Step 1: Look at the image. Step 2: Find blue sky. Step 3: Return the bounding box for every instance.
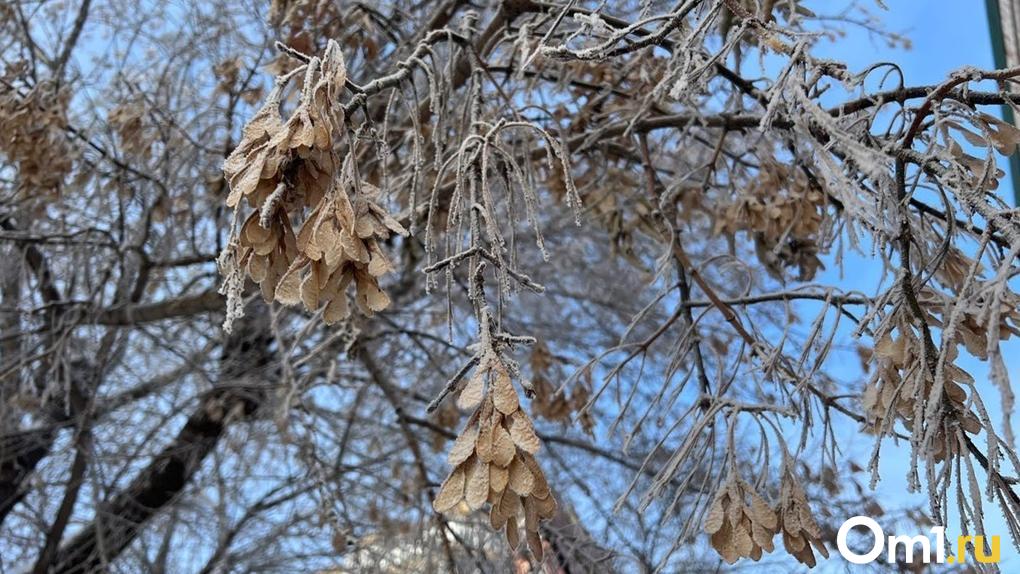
[818,1,997,78]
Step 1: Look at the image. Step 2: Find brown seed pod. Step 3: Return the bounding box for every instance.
[433,465,466,513]
[508,411,541,454]
[219,41,405,332]
[447,419,479,466]
[776,470,828,567]
[705,476,781,565]
[433,352,557,558]
[465,457,490,510]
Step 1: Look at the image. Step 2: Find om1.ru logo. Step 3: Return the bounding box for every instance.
[837,516,1000,565]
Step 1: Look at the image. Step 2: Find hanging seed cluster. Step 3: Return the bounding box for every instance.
[705,470,829,567]
[704,477,780,564]
[107,102,149,156]
[940,112,1020,191]
[433,355,556,560]
[917,286,1020,360]
[863,329,981,461]
[713,163,828,281]
[219,41,406,328]
[528,341,594,432]
[0,79,77,195]
[776,471,829,567]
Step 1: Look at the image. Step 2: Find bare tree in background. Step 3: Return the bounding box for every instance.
[3,0,1020,571]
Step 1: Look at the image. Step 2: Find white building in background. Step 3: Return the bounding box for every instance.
[988,0,1020,68]
[986,0,1020,205]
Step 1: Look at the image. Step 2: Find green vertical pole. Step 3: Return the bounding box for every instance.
[985,0,1020,206]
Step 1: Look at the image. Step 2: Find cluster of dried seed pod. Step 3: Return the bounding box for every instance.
[433,355,556,560]
[107,102,149,156]
[776,470,829,567]
[528,342,594,432]
[705,469,829,567]
[940,112,1020,191]
[0,77,77,195]
[863,330,921,429]
[863,329,981,461]
[704,477,780,564]
[917,285,1020,360]
[220,40,406,327]
[713,162,827,281]
[275,180,406,322]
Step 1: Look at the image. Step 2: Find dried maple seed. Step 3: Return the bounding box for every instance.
[705,476,781,565]
[218,41,406,332]
[776,470,829,568]
[433,353,556,557]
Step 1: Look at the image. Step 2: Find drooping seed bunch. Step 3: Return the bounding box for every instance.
[704,476,780,564]
[528,341,594,432]
[940,112,1020,191]
[705,465,829,567]
[863,328,981,461]
[219,41,406,330]
[107,102,149,157]
[0,77,77,196]
[917,284,1020,360]
[433,353,556,560]
[713,162,828,281]
[776,468,829,567]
